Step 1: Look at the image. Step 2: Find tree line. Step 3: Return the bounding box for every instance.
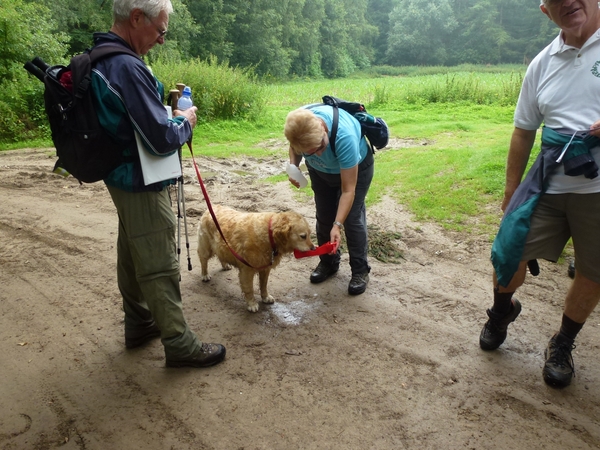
[2,0,557,82]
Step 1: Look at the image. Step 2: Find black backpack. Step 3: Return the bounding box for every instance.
[24,45,139,183]
[318,95,389,155]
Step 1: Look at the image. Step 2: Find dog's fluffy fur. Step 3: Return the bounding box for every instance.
[197,205,314,312]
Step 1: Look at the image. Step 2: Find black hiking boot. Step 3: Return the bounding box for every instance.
[310,262,338,284]
[479,299,522,350]
[543,334,575,388]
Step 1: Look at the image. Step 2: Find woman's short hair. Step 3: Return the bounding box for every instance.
[284,109,324,155]
[113,0,173,22]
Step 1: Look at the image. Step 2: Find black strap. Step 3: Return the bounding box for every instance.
[306,103,338,157]
[88,44,140,64]
[329,105,338,157]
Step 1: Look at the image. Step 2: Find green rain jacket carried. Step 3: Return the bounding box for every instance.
[491,127,600,287]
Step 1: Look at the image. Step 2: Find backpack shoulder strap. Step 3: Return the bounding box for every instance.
[329,105,338,157]
[69,44,140,101]
[305,102,338,157]
[88,44,140,64]
[69,53,93,100]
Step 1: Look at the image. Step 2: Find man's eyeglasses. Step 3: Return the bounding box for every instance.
[145,13,167,38]
[302,137,326,157]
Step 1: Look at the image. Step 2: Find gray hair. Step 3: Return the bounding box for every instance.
[113,0,173,22]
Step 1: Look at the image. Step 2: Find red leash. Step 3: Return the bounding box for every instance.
[186,141,278,269]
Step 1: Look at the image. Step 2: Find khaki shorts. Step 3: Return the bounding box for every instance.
[521,193,600,284]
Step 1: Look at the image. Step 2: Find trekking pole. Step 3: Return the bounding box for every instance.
[176,174,183,273]
[173,82,193,271]
[179,174,193,271]
[170,87,188,276]
[169,90,180,109]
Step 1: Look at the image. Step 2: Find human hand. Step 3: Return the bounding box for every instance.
[589,120,600,137]
[173,106,198,128]
[501,191,516,212]
[329,240,340,255]
[288,177,301,188]
[329,227,342,248]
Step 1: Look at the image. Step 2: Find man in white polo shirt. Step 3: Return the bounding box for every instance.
[479,0,600,388]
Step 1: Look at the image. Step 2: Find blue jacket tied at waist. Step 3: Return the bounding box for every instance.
[491,127,599,287]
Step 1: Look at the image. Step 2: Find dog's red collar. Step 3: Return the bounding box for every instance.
[268,216,278,264]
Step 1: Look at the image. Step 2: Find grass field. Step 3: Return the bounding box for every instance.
[192,71,527,237]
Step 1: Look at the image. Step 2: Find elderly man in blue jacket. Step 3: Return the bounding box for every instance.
[92,0,225,368]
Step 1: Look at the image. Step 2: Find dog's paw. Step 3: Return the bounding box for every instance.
[262,295,275,304]
[247,302,260,313]
[202,274,211,282]
[222,263,232,271]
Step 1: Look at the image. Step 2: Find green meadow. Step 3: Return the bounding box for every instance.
[187,69,528,237]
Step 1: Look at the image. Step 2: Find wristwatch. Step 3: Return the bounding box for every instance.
[333,221,344,231]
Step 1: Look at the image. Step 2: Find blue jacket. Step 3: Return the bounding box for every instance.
[91,32,191,192]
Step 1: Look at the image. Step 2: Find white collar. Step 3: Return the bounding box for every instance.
[549,28,600,55]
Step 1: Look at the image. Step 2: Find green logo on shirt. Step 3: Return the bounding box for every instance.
[591,61,600,78]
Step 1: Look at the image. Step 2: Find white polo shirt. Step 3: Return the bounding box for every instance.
[514,29,600,194]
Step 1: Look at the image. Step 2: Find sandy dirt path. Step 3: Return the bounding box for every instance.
[0,148,598,450]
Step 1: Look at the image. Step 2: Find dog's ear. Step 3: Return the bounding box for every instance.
[271,213,294,249]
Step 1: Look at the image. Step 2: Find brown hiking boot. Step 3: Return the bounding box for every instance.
[166,343,226,368]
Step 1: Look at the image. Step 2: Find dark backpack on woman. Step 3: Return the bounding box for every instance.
[320,95,389,155]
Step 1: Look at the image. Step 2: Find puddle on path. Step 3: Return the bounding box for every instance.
[269,296,322,326]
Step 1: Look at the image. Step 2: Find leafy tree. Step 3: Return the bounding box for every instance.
[0,0,69,141]
[282,0,325,77]
[341,0,378,70]
[367,0,396,65]
[0,0,69,80]
[386,0,457,66]
[496,0,556,64]
[185,0,235,61]
[319,0,355,77]
[148,0,199,63]
[227,0,292,78]
[33,0,112,54]
[448,0,509,64]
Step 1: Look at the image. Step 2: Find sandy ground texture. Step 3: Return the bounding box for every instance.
[0,145,599,450]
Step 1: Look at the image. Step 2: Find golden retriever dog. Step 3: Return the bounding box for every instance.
[197,204,315,312]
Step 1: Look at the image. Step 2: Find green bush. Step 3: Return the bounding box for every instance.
[152,57,266,121]
[0,56,267,146]
[369,72,524,108]
[0,100,23,142]
[359,64,526,78]
[264,70,524,110]
[0,71,49,143]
